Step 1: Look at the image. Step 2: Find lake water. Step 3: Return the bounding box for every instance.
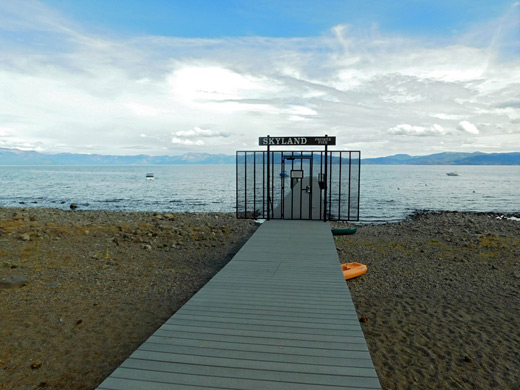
[0,165,518,223]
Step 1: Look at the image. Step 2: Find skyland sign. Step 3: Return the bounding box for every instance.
[259,136,336,146]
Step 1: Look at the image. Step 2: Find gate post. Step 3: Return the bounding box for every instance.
[324,138,328,222]
[266,135,270,220]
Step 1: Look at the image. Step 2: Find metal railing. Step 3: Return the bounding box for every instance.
[236,150,360,221]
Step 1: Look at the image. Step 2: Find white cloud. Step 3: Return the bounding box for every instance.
[174,127,229,138]
[171,127,230,147]
[126,103,160,117]
[432,113,465,120]
[457,121,480,134]
[0,127,13,137]
[171,137,205,146]
[389,123,446,136]
[167,65,278,105]
[431,124,446,134]
[0,1,518,156]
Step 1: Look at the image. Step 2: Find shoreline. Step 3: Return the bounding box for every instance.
[1,208,519,389]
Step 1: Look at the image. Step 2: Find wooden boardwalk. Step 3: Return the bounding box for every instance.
[272,176,323,220]
[97,220,381,390]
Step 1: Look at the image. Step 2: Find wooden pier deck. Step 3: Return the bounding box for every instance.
[272,176,323,220]
[97,220,381,390]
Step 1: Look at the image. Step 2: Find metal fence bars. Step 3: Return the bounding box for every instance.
[236,150,360,221]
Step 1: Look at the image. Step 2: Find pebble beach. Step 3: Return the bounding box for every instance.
[0,208,257,389]
[1,207,519,389]
[335,211,520,389]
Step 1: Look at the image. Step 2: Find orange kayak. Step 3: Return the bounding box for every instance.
[341,262,367,280]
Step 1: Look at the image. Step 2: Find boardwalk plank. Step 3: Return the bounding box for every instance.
[126,350,379,377]
[97,220,381,390]
[100,369,380,390]
[144,336,374,359]
[152,329,370,351]
[168,313,361,330]
[119,360,382,388]
[177,305,357,321]
[158,323,365,343]
[138,342,375,367]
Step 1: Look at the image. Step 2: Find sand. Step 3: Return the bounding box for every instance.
[334,211,520,389]
[0,208,256,390]
[1,208,519,389]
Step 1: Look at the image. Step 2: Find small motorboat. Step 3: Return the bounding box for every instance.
[146,173,155,180]
[341,262,367,280]
[446,172,460,176]
[280,171,289,177]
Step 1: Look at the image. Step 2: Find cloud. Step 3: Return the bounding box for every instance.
[0,1,519,156]
[171,127,230,146]
[432,113,465,120]
[389,123,446,136]
[457,121,480,134]
[173,127,229,138]
[496,101,520,109]
[171,138,204,146]
[168,66,276,103]
[126,103,160,117]
[0,127,13,137]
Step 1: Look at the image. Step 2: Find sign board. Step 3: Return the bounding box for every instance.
[290,170,303,179]
[259,136,336,146]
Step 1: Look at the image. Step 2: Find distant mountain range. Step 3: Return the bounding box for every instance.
[0,148,519,165]
[363,152,520,165]
[0,148,235,165]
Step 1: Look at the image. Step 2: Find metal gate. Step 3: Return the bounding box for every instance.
[236,150,360,221]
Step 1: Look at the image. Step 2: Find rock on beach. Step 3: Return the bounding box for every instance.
[0,276,28,289]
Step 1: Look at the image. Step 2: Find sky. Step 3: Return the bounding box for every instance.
[0,0,519,158]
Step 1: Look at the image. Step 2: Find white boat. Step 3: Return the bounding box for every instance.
[146,173,155,180]
[446,171,460,176]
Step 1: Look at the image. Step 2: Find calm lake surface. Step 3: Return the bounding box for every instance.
[0,165,518,223]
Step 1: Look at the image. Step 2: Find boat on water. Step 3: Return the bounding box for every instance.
[446,171,460,176]
[280,171,289,177]
[146,173,155,180]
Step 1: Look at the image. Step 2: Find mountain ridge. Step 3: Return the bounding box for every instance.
[0,148,519,165]
[0,149,235,165]
[362,152,520,165]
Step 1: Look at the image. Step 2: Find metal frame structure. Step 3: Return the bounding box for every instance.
[236,148,361,222]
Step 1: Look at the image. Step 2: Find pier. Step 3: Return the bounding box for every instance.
[272,177,323,220]
[97,220,381,389]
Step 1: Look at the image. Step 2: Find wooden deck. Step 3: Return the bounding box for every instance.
[97,220,381,390]
[272,176,323,220]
